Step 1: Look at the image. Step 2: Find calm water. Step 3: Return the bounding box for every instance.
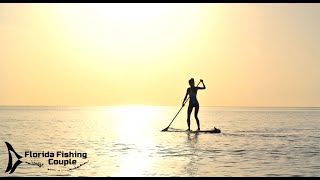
[0,106,319,177]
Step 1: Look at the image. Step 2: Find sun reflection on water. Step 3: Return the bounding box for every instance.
[108,105,160,176]
[112,105,158,132]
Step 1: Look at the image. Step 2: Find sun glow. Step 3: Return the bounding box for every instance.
[114,105,158,133]
[48,3,207,80]
[87,3,171,23]
[53,3,202,50]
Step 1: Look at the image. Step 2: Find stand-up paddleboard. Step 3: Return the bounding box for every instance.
[163,127,221,133]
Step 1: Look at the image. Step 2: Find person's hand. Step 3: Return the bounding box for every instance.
[182,102,185,107]
[200,79,203,83]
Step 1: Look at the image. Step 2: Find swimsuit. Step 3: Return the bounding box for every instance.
[189,88,199,107]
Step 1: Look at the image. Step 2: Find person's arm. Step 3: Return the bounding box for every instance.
[198,79,206,90]
[182,88,189,106]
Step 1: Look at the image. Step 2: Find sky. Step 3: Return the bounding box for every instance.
[1,3,320,107]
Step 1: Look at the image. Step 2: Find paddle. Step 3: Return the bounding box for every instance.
[161,81,201,132]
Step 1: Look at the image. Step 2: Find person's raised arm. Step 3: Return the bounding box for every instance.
[198,79,206,90]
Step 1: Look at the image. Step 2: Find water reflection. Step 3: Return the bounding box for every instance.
[108,106,160,176]
[184,133,199,176]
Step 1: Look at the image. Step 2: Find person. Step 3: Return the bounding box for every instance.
[182,78,206,131]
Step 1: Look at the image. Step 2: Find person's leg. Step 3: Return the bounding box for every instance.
[194,103,200,130]
[187,105,193,130]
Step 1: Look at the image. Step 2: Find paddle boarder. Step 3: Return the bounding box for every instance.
[182,78,206,131]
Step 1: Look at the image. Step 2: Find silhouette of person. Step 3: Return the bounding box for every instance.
[182,78,206,131]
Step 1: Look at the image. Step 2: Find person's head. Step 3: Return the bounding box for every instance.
[189,78,195,87]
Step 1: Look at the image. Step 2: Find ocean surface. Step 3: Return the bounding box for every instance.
[0,106,319,177]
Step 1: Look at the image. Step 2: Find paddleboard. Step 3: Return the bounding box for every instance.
[164,128,221,133]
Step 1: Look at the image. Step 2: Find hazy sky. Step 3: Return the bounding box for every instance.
[1,3,320,106]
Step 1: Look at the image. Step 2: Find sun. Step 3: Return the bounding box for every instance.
[52,3,205,72]
[86,3,171,23]
[52,3,177,64]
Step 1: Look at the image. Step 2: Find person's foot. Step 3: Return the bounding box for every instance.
[186,129,191,131]
[196,128,200,131]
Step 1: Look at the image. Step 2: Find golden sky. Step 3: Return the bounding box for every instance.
[1,3,320,106]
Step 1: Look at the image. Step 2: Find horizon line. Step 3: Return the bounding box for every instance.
[0,105,320,108]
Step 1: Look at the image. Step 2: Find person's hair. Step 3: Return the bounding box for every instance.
[189,78,194,86]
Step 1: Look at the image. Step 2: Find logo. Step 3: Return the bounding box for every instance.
[5,142,23,174]
[3,142,89,174]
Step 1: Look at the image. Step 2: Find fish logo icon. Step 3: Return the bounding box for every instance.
[4,142,23,174]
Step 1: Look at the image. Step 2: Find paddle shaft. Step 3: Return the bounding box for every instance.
[163,81,201,130]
